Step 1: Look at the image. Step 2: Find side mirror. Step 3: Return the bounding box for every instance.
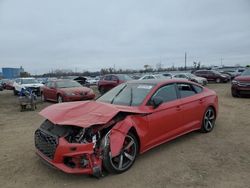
[150,97,163,109]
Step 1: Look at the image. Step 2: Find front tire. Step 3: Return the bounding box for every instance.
[200,107,216,133]
[103,132,138,174]
[231,89,239,98]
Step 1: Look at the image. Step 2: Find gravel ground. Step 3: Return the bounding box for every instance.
[0,83,250,188]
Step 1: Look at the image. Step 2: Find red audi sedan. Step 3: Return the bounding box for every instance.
[41,79,95,103]
[35,79,218,177]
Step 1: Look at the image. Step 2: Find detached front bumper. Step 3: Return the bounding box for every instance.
[35,130,102,175]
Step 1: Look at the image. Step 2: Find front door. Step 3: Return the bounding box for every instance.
[145,83,182,149]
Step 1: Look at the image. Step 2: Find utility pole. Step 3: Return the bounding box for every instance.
[185,52,187,70]
[220,58,223,67]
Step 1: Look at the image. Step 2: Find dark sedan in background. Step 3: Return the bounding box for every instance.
[194,70,230,83]
[97,74,133,94]
[231,68,250,97]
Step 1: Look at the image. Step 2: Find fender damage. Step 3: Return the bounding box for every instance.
[36,101,148,176]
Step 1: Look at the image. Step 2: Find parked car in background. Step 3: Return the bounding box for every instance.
[162,73,173,78]
[41,79,95,103]
[13,78,44,96]
[219,68,245,80]
[218,71,234,80]
[231,68,250,97]
[172,73,208,86]
[139,74,167,80]
[97,74,133,94]
[73,76,90,87]
[234,68,246,77]
[194,70,230,83]
[0,80,3,91]
[35,79,218,177]
[86,77,100,85]
[1,79,14,90]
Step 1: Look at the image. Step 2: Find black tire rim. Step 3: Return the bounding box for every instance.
[109,135,137,171]
[204,108,215,131]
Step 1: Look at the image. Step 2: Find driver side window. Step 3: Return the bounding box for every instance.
[152,84,178,103]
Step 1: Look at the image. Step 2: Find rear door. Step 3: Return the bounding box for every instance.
[176,83,205,131]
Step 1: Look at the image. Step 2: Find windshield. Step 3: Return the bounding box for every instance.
[21,79,39,84]
[154,75,166,79]
[212,70,221,75]
[241,69,250,76]
[118,74,133,81]
[56,80,82,88]
[186,73,196,78]
[97,83,155,106]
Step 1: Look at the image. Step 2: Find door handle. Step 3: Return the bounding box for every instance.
[199,99,204,104]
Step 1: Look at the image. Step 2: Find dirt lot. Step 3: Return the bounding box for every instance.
[0,83,250,188]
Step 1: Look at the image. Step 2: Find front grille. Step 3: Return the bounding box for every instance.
[238,81,250,87]
[35,129,58,159]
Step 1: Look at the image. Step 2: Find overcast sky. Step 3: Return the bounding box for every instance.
[0,0,250,74]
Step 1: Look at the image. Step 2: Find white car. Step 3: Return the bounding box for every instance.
[173,73,208,86]
[13,77,44,96]
[86,77,100,85]
[139,74,168,80]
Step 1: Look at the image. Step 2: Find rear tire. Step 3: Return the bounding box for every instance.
[99,87,105,95]
[41,93,46,102]
[215,78,221,83]
[13,89,18,96]
[102,132,138,174]
[200,107,216,133]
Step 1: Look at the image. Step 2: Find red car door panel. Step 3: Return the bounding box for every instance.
[177,83,205,131]
[179,94,205,131]
[145,100,182,149]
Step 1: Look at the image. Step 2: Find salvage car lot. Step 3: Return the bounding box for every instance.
[0,83,250,188]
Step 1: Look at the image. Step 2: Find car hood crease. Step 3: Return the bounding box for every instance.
[39,101,145,128]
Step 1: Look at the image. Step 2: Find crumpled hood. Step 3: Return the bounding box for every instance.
[39,101,145,128]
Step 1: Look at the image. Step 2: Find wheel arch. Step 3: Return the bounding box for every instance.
[109,116,141,157]
[128,126,141,154]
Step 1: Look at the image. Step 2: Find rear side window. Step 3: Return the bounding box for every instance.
[112,76,118,81]
[104,75,112,81]
[193,85,203,93]
[177,83,196,98]
[152,84,178,103]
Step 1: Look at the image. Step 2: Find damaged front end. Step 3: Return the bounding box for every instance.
[35,115,130,177]
[35,120,107,177]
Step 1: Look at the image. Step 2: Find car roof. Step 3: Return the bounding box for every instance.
[18,77,35,79]
[127,78,191,85]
